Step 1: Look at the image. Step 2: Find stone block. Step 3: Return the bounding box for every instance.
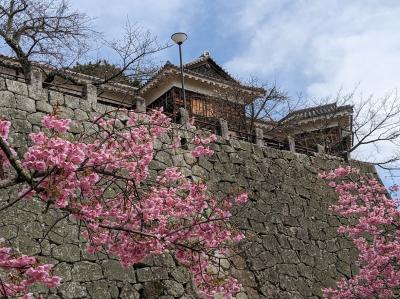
[74,109,88,121]
[48,90,64,105]
[27,112,46,125]
[109,282,119,298]
[120,283,140,299]
[170,266,191,284]
[71,261,103,282]
[59,106,74,119]
[152,253,175,267]
[231,269,257,287]
[155,151,172,165]
[0,90,16,107]
[58,282,87,299]
[36,100,53,113]
[87,280,112,299]
[236,292,249,299]
[28,85,47,100]
[136,267,168,282]
[52,244,80,262]
[65,94,81,109]
[102,260,136,282]
[13,236,41,255]
[163,280,185,297]
[0,78,6,90]
[53,262,72,282]
[12,119,32,133]
[0,225,18,239]
[281,249,300,264]
[92,102,107,113]
[6,79,28,95]
[143,281,165,298]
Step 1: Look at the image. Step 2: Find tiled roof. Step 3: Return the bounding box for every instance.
[0,54,138,93]
[183,51,238,83]
[139,57,264,94]
[282,103,353,122]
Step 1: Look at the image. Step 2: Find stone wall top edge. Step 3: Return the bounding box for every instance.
[0,73,374,173]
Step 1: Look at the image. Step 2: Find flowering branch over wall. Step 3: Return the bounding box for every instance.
[0,108,248,298]
[320,166,400,298]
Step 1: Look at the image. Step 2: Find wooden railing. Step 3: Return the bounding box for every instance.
[229,128,255,143]
[193,117,219,134]
[263,138,287,151]
[0,71,340,158]
[295,144,317,155]
[189,115,329,157]
[43,82,82,98]
[0,68,26,82]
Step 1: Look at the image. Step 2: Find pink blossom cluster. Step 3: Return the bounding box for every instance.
[0,120,12,169]
[41,115,71,133]
[318,166,359,180]
[8,110,248,298]
[0,238,61,298]
[321,166,400,298]
[175,249,243,298]
[191,134,217,158]
[0,119,10,138]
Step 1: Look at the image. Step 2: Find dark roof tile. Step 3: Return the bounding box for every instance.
[282,103,353,121]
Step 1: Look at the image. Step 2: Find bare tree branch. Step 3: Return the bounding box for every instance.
[0,0,92,81]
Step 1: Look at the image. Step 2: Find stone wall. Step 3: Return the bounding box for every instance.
[0,76,376,298]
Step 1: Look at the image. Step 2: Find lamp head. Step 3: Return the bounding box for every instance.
[171,32,188,45]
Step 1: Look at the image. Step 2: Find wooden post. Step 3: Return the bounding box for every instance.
[83,83,97,105]
[178,107,189,126]
[218,118,229,140]
[343,151,350,162]
[287,136,296,152]
[135,96,146,113]
[178,107,190,148]
[316,144,325,154]
[29,68,42,88]
[255,128,264,147]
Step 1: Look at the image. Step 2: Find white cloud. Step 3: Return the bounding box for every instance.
[73,0,200,38]
[225,0,400,98]
[70,0,203,62]
[224,1,400,166]
[68,0,400,168]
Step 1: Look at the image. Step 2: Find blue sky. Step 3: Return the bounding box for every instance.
[71,0,400,99]
[71,0,400,184]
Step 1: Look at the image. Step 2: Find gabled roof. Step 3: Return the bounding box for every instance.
[184,51,238,83]
[139,55,264,95]
[282,103,353,122]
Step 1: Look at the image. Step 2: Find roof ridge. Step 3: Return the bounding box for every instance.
[183,52,238,83]
[139,61,264,94]
[283,103,353,121]
[289,103,337,115]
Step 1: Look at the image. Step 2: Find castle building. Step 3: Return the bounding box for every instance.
[141,52,263,132]
[0,52,353,157]
[139,52,353,157]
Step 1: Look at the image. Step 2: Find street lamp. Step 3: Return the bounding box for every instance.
[171,32,188,110]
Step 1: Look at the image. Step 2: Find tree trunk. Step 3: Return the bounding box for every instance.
[19,58,32,83]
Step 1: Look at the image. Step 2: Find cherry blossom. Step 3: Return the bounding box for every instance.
[0,120,12,169]
[0,238,61,298]
[321,166,400,298]
[0,109,248,298]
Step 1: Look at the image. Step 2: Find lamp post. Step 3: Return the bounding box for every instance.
[171,32,188,110]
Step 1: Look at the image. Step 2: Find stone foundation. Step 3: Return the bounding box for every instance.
[0,76,376,298]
